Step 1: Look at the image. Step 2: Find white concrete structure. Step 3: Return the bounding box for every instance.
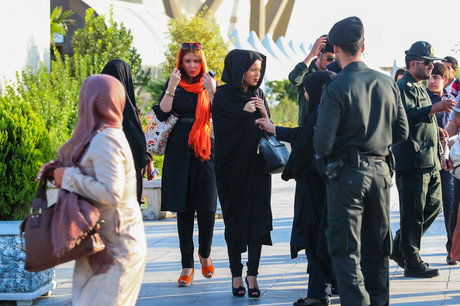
[0,0,50,92]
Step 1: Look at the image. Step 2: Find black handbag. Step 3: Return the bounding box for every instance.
[258,131,290,174]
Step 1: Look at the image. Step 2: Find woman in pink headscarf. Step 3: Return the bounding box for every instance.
[50,74,147,305]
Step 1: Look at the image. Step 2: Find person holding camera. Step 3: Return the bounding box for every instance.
[153,42,217,287]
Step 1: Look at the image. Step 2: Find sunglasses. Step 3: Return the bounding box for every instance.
[181,42,202,50]
[414,59,433,66]
[321,52,335,62]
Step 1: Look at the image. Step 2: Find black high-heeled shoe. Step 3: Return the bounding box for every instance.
[232,277,246,297]
[245,276,261,299]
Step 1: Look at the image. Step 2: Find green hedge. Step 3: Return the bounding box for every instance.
[0,96,53,220]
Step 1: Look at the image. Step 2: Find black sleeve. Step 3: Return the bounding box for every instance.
[276,126,299,143]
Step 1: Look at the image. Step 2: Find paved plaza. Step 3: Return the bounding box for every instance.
[33,174,460,305]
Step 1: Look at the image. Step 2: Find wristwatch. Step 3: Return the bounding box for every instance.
[165,89,175,97]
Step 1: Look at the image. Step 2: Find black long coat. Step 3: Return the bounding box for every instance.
[212,50,272,253]
[154,81,217,213]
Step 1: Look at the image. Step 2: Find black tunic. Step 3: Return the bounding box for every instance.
[212,49,272,253]
[154,80,217,213]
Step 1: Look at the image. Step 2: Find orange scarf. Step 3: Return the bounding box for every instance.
[176,48,211,161]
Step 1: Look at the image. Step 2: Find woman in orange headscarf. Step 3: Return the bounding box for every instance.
[153,42,217,286]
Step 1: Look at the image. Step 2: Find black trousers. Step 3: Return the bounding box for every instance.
[228,244,262,277]
[177,210,215,268]
[326,159,391,306]
[306,250,330,299]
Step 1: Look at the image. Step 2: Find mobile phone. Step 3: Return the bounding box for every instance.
[208,69,216,78]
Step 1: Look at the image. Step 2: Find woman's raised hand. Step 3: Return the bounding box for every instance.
[203,73,216,95]
[255,118,276,134]
[251,97,268,118]
[169,68,181,89]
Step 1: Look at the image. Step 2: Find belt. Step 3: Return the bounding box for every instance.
[359,153,386,161]
[178,117,195,123]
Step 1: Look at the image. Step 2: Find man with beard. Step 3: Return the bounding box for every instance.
[391,41,456,278]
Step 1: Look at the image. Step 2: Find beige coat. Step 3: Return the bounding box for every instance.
[61,128,147,306]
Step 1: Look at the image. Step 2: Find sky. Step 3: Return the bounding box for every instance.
[285,0,460,68]
[213,0,460,69]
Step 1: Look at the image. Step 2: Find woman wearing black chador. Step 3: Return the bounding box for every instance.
[212,49,272,299]
[256,71,337,306]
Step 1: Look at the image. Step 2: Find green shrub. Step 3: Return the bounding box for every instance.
[162,9,230,82]
[269,97,298,128]
[0,96,53,220]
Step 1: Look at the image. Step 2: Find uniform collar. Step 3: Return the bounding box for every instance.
[341,61,368,72]
[402,71,422,87]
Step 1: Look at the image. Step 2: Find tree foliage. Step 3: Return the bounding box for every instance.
[50,6,75,46]
[265,79,297,105]
[162,9,230,82]
[72,8,148,90]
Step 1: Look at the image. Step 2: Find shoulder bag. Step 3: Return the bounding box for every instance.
[258,131,290,174]
[20,168,106,272]
[145,111,179,156]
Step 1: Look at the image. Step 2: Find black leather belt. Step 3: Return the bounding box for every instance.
[178,117,195,123]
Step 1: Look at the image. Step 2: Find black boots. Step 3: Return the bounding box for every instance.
[404,253,439,278]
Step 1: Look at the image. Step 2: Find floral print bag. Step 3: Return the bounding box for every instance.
[145,112,179,155]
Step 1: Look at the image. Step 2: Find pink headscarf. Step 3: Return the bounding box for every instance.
[58,74,126,165]
[51,74,125,274]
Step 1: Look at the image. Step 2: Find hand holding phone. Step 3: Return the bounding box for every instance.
[208,69,216,78]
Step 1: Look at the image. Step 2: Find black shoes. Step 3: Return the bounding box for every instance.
[293,296,331,306]
[404,253,439,278]
[245,276,261,299]
[232,277,246,297]
[446,255,459,266]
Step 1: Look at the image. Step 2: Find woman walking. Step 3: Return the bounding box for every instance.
[212,49,272,299]
[256,71,336,305]
[101,59,153,205]
[51,74,147,305]
[153,42,217,286]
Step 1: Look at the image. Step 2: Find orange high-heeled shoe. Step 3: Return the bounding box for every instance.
[198,251,215,279]
[177,268,194,287]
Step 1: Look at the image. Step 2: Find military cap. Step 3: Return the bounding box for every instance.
[328,16,364,46]
[405,41,442,60]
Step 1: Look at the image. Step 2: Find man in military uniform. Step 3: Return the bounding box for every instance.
[288,35,334,126]
[314,17,408,306]
[391,41,456,277]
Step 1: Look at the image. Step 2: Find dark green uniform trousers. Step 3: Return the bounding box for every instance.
[326,158,392,306]
[395,170,442,256]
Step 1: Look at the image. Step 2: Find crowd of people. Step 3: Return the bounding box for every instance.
[41,14,460,306]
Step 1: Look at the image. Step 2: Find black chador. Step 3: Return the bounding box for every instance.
[212,49,272,253]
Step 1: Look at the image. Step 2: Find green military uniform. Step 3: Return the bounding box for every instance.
[393,71,442,257]
[314,59,408,306]
[288,59,319,126]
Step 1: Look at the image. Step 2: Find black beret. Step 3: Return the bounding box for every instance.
[329,16,364,46]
